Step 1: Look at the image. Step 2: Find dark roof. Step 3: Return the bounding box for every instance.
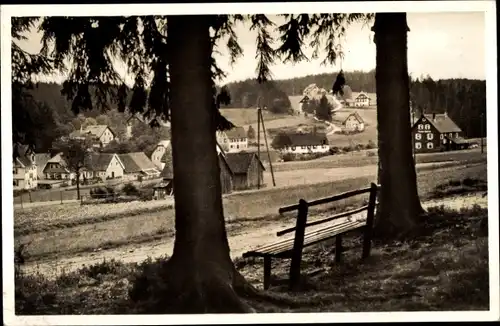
[342,112,364,125]
[13,145,35,167]
[43,165,70,174]
[225,126,247,139]
[225,152,265,175]
[86,153,119,171]
[286,132,329,146]
[35,153,52,170]
[118,152,157,173]
[423,114,462,133]
[299,95,310,103]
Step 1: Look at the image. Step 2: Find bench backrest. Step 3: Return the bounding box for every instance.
[277,183,379,237]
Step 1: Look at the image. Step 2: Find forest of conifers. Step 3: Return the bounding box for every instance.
[223,70,486,138]
[22,70,486,153]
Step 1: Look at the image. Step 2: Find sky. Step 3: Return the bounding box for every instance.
[16,12,486,85]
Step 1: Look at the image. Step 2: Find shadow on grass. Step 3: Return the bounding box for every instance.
[15,204,489,314]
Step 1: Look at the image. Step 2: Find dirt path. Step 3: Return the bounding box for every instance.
[23,194,488,277]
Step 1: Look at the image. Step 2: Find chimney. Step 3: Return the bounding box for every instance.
[432,113,436,122]
[444,111,448,118]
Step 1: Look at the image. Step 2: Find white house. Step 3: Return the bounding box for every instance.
[216,126,248,153]
[343,112,365,132]
[69,125,117,147]
[13,146,38,190]
[150,140,171,169]
[118,152,160,181]
[280,132,330,154]
[353,92,371,107]
[85,153,125,180]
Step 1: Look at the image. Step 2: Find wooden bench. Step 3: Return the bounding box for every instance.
[242,183,379,290]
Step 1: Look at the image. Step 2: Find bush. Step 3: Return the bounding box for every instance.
[365,140,377,149]
[329,147,341,155]
[90,186,116,199]
[122,183,140,196]
[139,188,154,201]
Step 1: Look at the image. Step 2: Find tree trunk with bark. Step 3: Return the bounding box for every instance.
[373,13,425,238]
[135,15,253,314]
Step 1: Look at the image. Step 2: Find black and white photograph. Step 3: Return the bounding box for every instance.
[1,1,498,324]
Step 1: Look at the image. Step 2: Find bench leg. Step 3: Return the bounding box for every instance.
[335,235,342,263]
[263,256,272,290]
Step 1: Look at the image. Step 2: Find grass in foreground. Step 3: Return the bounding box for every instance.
[15,204,489,314]
[16,162,487,262]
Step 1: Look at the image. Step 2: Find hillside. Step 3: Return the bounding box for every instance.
[223,73,486,139]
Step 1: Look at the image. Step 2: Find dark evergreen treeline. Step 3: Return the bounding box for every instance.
[222,72,486,138]
[20,72,486,152]
[410,78,486,138]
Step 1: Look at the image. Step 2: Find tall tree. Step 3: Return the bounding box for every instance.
[372,13,424,236]
[52,138,93,200]
[11,17,53,153]
[315,94,334,121]
[13,12,425,311]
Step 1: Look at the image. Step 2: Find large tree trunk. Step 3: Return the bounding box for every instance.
[155,15,252,313]
[373,13,424,237]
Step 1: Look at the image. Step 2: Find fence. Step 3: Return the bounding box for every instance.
[13,177,162,208]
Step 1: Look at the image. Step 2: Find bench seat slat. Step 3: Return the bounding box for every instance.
[242,218,367,257]
[266,220,366,255]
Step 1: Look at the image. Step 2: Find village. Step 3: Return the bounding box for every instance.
[13,83,481,204]
[6,9,494,319]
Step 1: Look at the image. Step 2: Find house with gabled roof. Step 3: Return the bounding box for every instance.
[411,112,465,153]
[277,132,330,155]
[118,152,160,181]
[224,152,266,190]
[43,153,73,180]
[216,126,248,153]
[342,112,365,132]
[34,153,52,180]
[150,140,171,169]
[85,153,125,180]
[69,124,116,147]
[343,91,376,107]
[13,145,38,190]
[154,146,233,199]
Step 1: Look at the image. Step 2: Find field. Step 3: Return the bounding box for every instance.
[15,156,487,269]
[15,164,489,314]
[219,108,288,126]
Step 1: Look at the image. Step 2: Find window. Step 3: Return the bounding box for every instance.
[291,146,296,151]
[425,124,431,130]
[427,142,434,149]
[427,133,434,140]
[415,142,422,149]
[415,133,422,140]
[13,180,18,186]
[440,134,444,139]
[455,133,459,138]
[449,133,453,138]
[312,145,316,149]
[301,146,306,149]
[13,168,18,174]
